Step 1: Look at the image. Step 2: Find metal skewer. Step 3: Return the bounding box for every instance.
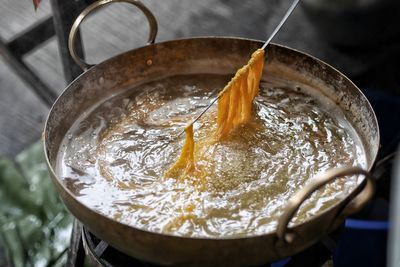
[177,0,300,138]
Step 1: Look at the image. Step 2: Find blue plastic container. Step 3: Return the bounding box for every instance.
[333,219,388,267]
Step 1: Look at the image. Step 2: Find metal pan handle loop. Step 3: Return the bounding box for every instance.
[68,0,158,71]
[276,166,375,244]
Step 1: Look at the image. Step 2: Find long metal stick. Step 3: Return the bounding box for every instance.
[261,0,300,50]
[178,0,300,138]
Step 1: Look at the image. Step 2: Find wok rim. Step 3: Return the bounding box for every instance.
[43,36,380,242]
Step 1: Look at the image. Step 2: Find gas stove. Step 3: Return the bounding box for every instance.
[78,225,335,267]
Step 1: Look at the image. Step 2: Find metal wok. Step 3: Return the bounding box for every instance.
[44,1,379,266]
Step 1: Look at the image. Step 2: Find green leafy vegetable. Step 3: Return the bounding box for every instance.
[0,141,72,267]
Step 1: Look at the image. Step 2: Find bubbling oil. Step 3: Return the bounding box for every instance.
[57,74,366,238]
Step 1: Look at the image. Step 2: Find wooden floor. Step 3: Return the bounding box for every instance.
[1,0,394,157]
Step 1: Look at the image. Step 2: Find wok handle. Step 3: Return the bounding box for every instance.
[68,0,158,71]
[276,166,375,244]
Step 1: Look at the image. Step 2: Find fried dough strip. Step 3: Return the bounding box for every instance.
[166,49,265,178]
[164,124,195,178]
[216,49,264,138]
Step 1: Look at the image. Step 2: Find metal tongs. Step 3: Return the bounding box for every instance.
[177,0,300,138]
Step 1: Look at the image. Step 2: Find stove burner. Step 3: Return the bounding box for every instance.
[82,227,157,267]
[80,226,334,267]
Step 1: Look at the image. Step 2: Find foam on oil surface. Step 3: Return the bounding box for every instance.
[57,74,366,238]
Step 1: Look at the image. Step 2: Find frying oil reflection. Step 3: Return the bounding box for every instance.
[57,74,366,238]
